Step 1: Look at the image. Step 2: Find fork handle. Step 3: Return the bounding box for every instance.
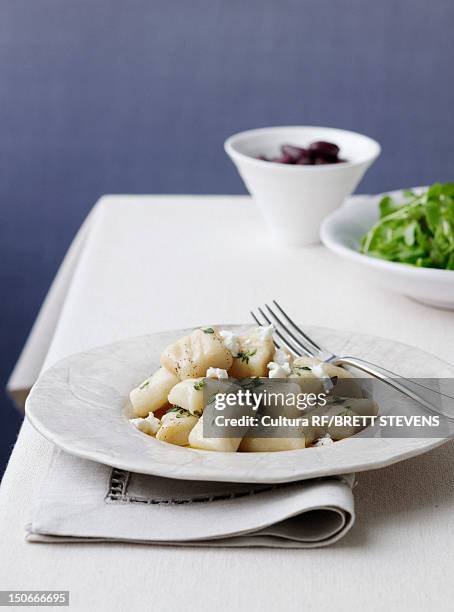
[331,356,454,422]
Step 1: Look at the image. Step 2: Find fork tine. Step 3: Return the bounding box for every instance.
[250,310,262,327]
[272,299,323,353]
[265,303,318,357]
[256,307,302,356]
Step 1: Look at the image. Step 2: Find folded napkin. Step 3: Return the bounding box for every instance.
[26,449,355,548]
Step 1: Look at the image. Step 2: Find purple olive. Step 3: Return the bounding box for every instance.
[317,153,339,164]
[309,141,340,158]
[255,140,346,165]
[272,153,294,164]
[296,149,314,164]
[281,144,306,161]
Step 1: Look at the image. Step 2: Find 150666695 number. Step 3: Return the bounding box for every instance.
[0,591,69,607]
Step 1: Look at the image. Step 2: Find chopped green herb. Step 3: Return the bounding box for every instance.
[337,406,353,417]
[202,327,215,334]
[236,349,257,364]
[139,379,150,390]
[294,365,312,372]
[194,380,207,391]
[165,406,190,418]
[331,398,346,406]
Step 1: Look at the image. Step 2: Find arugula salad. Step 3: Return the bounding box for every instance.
[360,182,454,270]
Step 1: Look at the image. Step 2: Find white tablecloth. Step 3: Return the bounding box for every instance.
[2,195,454,611]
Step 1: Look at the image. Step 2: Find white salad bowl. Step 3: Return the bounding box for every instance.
[224,126,380,247]
[25,325,452,483]
[320,189,454,309]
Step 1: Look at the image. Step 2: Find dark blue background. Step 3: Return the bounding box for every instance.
[1,0,453,475]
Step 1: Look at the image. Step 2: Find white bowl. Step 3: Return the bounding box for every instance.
[320,189,454,309]
[225,126,381,247]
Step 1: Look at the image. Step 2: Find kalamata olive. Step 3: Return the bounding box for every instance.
[296,151,314,164]
[256,140,346,165]
[309,141,340,157]
[315,152,338,164]
[272,153,294,164]
[281,144,306,161]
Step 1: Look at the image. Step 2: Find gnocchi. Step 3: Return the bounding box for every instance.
[161,328,233,379]
[129,325,374,452]
[156,409,199,446]
[130,367,179,417]
[188,415,243,452]
[228,326,275,378]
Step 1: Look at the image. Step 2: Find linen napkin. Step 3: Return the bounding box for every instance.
[26,449,355,548]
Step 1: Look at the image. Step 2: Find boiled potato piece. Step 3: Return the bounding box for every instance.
[161,328,233,380]
[156,410,198,446]
[301,405,329,445]
[168,377,240,416]
[292,355,352,378]
[330,397,378,417]
[261,379,308,411]
[325,405,361,440]
[168,378,205,416]
[130,367,179,417]
[290,356,363,398]
[287,373,326,395]
[188,415,242,452]
[228,327,275,378]
[322,397,377,441]
[239,437,306,452]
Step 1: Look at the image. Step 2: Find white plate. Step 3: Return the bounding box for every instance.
[320,188,454,309]
[25,325,453,483]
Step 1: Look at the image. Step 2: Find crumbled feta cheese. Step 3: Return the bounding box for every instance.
[266,348,292,378]
[206,367,229,380]
[219,330,240,357]
[257,324,275,341]
[267,361,292,378]
[273,348,290,366]
[314,433,334,447]
[129,412,161,435]
[311,363,334,392]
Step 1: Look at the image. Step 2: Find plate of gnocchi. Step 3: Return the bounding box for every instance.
[25,324,453,482]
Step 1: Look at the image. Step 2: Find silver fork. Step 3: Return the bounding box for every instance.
[251,300,454,421]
